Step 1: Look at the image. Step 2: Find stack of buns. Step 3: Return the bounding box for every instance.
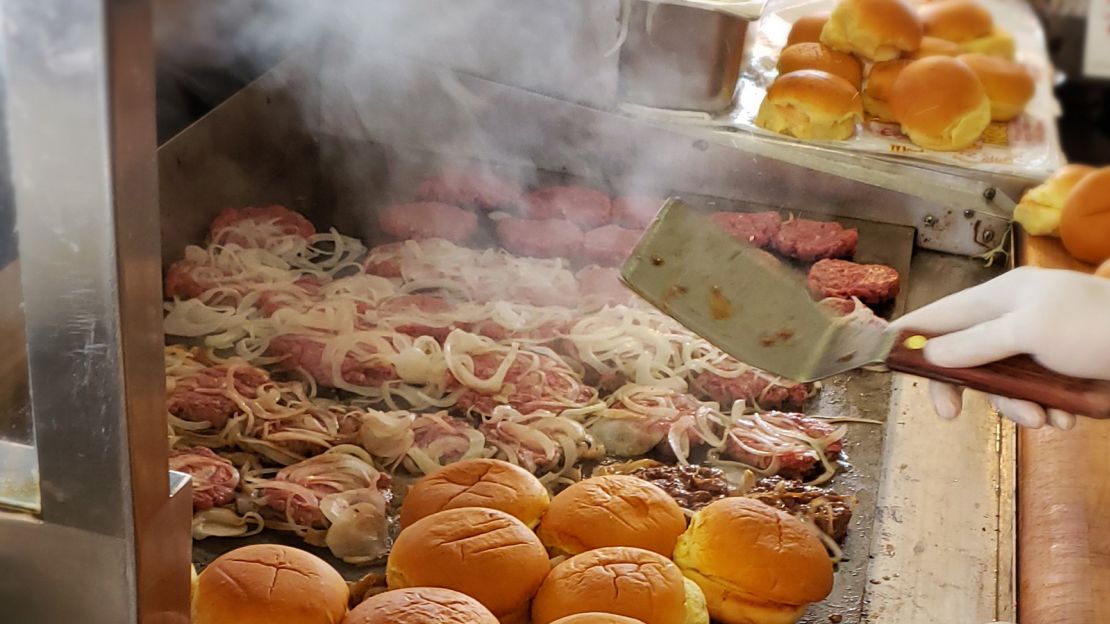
[1059,167,1110,265]
[762,0,1036,151]
[190,459,838,624]
[1014,164,1094,236]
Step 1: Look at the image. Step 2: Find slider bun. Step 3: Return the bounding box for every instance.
[920,0,993,43]
[910,35,961,58]
[1097,259,1110,279]
[777,42,864,89]
[674,498,833,624]
[820,0,923,62]
[863,59,912,122]
[551,615,648,624]
[962,26,1016,59]
[192,544,349,624]
[890,57,991,151]
[343,588,499,624]
[1060,167,1110,264]
[531,547,695,624]
[756,70,863,141]
[399,458,550,529]
[958,53,1035,121]
[387,507,551,624]
[1014,164,1095,236]
[786,14,830,46]
[537,475,686,557]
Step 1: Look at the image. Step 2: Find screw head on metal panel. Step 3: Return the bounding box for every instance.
[982,229,995,242]
[923,215,937,226]
[983,187,997,201]
[963,209,975,219]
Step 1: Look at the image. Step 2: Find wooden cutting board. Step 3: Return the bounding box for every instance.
[1018,235,1107,624]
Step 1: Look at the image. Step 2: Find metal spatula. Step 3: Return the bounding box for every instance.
[620,199,1110,419]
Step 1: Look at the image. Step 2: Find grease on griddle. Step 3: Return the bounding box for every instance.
[760,328,795,347]
[650,255,665,266]
[662,284,688,307]
[708,285,733,320]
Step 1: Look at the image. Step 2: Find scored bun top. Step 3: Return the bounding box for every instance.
[192,544,349,624]
[920,0,994,43]
[399,458,550,529]
[537,475,686,557]
[551,614,648,624]
[957,53,1035,122]
[777,42,864,89]
[531,547,688,624]
[1060,167,1110,264]
[674,497,833,606]
[343,588,499,624]
[890,56,991,150]
[386,507,550,621]
[786,13,831,46]
[821,0,923,62]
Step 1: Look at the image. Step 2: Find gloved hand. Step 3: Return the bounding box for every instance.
[890,267,1110,430]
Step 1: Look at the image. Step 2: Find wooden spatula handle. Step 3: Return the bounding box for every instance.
[886,331,1110,419]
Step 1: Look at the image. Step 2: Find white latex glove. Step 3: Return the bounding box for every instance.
[890,267,1110,430]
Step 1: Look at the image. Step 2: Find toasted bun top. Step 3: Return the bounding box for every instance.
[822,0,923,59]
[551,614,648,624]
[958,53,1035,106]
[531,547,688,624]
[193,544,349,624]
[1097,259,1110,279]
[399,458,550,529]
[767,70,863,117]
[920,0,994,42]
[386,507,550,618]
[865,59,912,103]
[890,57,988,135]
[1060,167,1110,264]
[537,475,686,557]
[673,498,833,606]
[786,14,830,46]
[778,43,864,89]
[343,588,498,624]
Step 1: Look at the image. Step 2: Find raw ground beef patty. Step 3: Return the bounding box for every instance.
[611,196,664,229]
[379,202,479,243]
[522,186,611,228]
[496,217,584,258]
[772,218,858,261]
[583,224,641,266]
[416,168,523,210]
[711,211,782,248]
[807,258,900,304]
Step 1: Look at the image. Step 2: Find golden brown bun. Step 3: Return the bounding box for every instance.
[673,498,833,624]
[193,544,349,624]
[551,615,648,624]
[1014,164,1096,236]
[863,59,912,122]
[343,588,499,624]
[962,27,1016,59]
[399,458,550,529]
[1097,259,1110,279]
[820,0,923,61]
[387,507,551,623]
[777,43,864,90]
[536,475,686,557]
[786,14,831,46]
[531,547,691,624]
[910,35,961,58]
[890,56,991,150]
[957,53,1035,122]
[920,0,993,43]
[1060,167,1110,264]
[756,70,862,141]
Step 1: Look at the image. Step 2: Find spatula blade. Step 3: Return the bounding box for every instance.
[619,199,895,382]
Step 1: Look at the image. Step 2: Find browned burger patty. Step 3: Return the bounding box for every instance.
[772,218,858,261]
[748,475,854,542]
[379,202,479,243]
[416,168,523,211]
[711,211,783,248]
[583,225,641,266]
[611,196,664,229]
[523,186,612,228]
[497,217,584,258]
[808,259,900,304]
